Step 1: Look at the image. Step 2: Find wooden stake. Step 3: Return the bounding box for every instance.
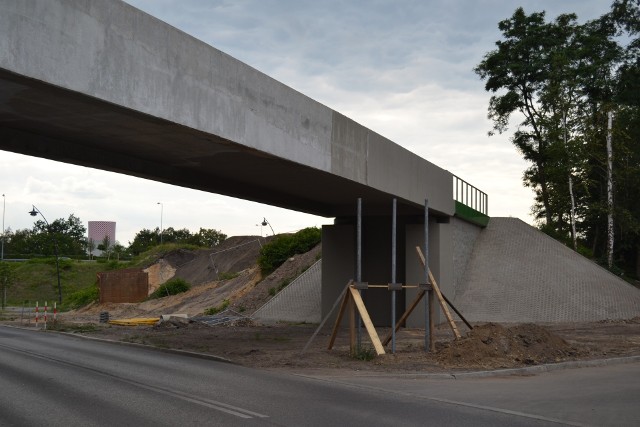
[328,281,353,350]
[302,282,350,355]
[349,287,385,355]
[428,289,436,351]
[349,295,356,355]
[416,247,461,339]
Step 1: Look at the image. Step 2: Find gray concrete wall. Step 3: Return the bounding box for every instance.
[405,220,454,327]
[451,217,482,299]
[0,0,454,216]
[454,217,640,322]
[321,224,355,321]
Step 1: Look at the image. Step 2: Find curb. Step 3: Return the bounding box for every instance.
[449,355,640,379]
[1,323,237,365]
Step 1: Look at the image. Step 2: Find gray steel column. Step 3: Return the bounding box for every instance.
[424,198,430,352]
[356,198,362,349]
[391,198,397,353]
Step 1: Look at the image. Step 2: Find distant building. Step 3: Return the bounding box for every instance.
[88,221,116,256]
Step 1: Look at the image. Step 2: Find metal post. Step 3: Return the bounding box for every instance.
[29,206,62,304]
[424,198,430,352]
[356,198,362,349]
[1,193,5,261]
[157,202,164,244]
[391,198,397,354]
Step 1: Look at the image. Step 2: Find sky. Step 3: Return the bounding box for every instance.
[0,0,614,245]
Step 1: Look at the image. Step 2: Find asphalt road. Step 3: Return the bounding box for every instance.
[1,325,637,426]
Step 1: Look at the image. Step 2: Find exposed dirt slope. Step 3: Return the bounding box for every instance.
[67,238,320,321]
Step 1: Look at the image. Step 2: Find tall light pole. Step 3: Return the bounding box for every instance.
[1,194,5,261]
[261,218,275,236]
[157,202,163,244]
[28,205,62,304]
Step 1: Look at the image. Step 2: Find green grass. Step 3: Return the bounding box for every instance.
[6,259,105,309]
[353,346,376,361]
[218,271,239,280]
[47,322,99,333]
[204,299,230,315]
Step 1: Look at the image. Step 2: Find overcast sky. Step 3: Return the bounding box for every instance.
[0,0,613,245]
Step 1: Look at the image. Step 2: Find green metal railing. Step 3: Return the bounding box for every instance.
[453,175,489,226]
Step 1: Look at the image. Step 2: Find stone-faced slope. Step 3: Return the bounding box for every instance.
[454,217,640,323]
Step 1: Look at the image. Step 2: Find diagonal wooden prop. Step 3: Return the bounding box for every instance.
[328,282,386,355]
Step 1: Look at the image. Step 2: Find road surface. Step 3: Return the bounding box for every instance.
[1,325,637,426]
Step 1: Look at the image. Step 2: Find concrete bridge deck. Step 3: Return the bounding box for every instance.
[0,0,452,219]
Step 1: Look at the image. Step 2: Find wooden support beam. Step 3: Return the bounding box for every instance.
[301,282,350,355]
[441,291,473,330]
[428,289,436,351]
[348,287,386,355]
[382,289,425,346]
[328,281,353,350]
[415,247,461,339]
[349,294,356,355]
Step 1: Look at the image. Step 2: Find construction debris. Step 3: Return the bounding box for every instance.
[108,317,160,326]
[192,309,251,327]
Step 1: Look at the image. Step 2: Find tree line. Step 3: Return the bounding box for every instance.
[1,214,227,259]
[475,0,639,278]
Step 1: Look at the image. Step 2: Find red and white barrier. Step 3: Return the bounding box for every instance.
[44,301,48,330]
[35,301,39,328]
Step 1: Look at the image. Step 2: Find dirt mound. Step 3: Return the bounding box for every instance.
[230,244,322,313]
[64,240,320,321]
[166,236,270,286]
[435,323,581,369]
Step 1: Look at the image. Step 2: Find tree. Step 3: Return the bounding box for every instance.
[128,228,160,256]
[190,228,227,247]
[112,241,126,261]
[32,214,87,256]
[127,226,227,255]
[0,262,14,309]
[477,1,640,277]
[474,8,569,227]
[99,235,112,260]
[87,238,96,260]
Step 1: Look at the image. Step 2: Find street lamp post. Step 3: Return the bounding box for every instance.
[261,218,275,236]
[29,205,62,304]
[157,202,163,244]
[1,194,5,261]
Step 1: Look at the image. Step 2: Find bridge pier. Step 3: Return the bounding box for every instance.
[322,213,453,327]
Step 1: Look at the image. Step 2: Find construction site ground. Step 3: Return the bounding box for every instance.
[5,236,639,374]
[1,316,634,375]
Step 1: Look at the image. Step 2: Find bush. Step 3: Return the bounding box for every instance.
[204,299,230,315]
[65,285,99,309]
[353,346,376,361]
[148,277,191,299]
[258,227,321,273]
[218,271,239,280]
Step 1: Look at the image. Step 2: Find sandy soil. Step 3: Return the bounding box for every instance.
[24,316,638,374]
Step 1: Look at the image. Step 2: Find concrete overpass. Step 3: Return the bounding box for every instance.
[0,0,488,325]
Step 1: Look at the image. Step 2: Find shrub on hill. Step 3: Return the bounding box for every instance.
[65,285,99,309]
[258,227,321,274]
[148,277,191,299]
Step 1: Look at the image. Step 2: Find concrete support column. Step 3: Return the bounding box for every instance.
[405,218,453,327]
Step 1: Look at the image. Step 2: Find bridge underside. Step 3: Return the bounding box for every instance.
[0,69,429,219]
